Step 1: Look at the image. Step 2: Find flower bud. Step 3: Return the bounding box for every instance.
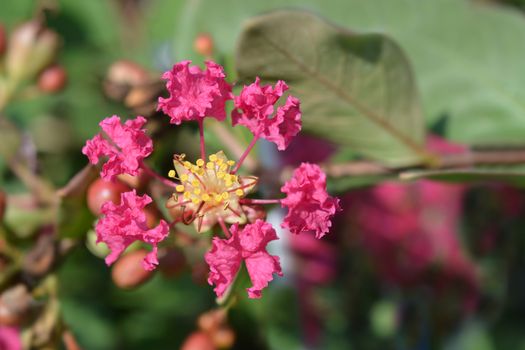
[0,190,6,223]
[194,33,214,57]
[0,24,7,56]
[37,64,67,93]
[107,60,150,87]
[6,21,59,84]
[23,233,56,277]
[197,309,226,333]
[111,249,154,289]
[181,331,215,350]
[87,178,131,216]
[0,285,31,326]
[211,327,235,349]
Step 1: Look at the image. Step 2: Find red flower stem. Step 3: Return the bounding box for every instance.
[239,198,282,205]
[198,119,206,160]
[232,135,259,174]
[217,217,231,238]
[140,162,178,188]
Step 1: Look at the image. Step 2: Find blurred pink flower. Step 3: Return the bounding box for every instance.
[205,220,282,299]
[82,116,152,181]
[0,326,21,350]
[96,190,169,271]
[158,60,232,124]
[232,78,301,150]
[281,163,340,238]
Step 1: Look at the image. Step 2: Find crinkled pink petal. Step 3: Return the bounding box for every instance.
[232,78,301,150]
[264,96,302,151]
[95,190,169,271]
[157,60,232,124]
[281,163,340,238]
[82,115,153,181]
[205,235,242,298]
[0,326,21,350]
[205,220,282,299]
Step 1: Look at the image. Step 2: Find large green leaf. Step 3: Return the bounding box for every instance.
[235,10,427,167]
[155,0,525,146]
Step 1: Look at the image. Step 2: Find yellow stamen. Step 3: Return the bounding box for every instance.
[209,154,218,162]
[221,192,229,200]
[168,170,176,178]
[196,159,205,167]
[183,191,191,199]
[176,185,185,192]
[201,193,211,202]
[227,160,235,166]
[193,188,202,195]
[191,179,200,187]
[235,189,244,196]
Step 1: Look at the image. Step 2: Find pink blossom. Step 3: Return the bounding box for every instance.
[281,163,340,238]
[0,326,21,350]
[205,220,282,299]
[82,116,153,181]
[232,78,301,150]
[96,190,169,271]
[157,60,232,124]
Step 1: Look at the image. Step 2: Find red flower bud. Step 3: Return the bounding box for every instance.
[181,331,215,350]
[38,64,67,93]
[194,33,214,57]
[0,190,6,223]
[0,24,6,55]
[111,249,154,289]
[87,178,131,216]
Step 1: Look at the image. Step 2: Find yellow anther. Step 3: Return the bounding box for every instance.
[191,179,200,187]
[192,198,201,204]
[225,180,233,187]
[193,188,202,195]
[180,174,189,182]
[168,170,176,178]
[217,172,225,179]
[235,189,244,196]
[216,158,224,165]
[176,185,185,192]
[223,174,231,182]
[214,194,223,202]
[183,191,191,199]
[201,193,211,202]
[220,163,228,171]
[231,175,238,182]
[196,168,205,176]
[206,162,214,169]
[191,165,199,173]
[227,160,235,166]
[196,159,205,167]
[209,154,218,162]
[221,192,229,200]
[183,161,192,168]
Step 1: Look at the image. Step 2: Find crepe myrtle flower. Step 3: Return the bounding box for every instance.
[84,60,339,299]
[96,190,169,271]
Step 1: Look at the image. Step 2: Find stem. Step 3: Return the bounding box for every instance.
[198,119,206,160]
[209,121,257,172]
[240,198,282,205]
[232,136,259,174]
[217,217,231,238]
[140,162,178,188]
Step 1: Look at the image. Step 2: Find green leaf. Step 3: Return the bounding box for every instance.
[399,168,525,186]
[235,10,428,167]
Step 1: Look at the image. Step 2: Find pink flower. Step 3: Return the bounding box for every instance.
[82,116,153,181]
[232,78,301,150]
[205,220,282,299]
[0,326,21,350]
[281,163,340,238]
[96,190,169,271]
[157,60,232,124]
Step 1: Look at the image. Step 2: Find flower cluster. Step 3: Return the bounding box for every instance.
[83,60,340,299]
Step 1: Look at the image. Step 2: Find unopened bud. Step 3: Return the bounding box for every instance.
[0,284,32,326]
[194,33,214,57]
[23,234,56,277]
[197,309,226,333]
[6,21,59,84]
[111,249,154,289]
[181,331,215,350]
[87,178,131,216]
[0,24,6,56]
[107,60,150,87]
[211,327,235,349]
[0,190,6,222]
[38,64,67,93]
